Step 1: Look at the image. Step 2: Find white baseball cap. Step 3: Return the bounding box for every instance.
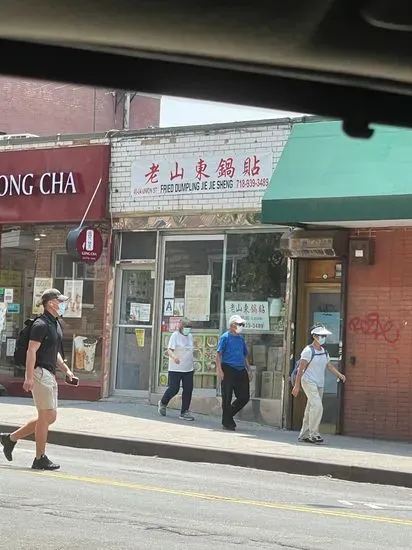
[311,325,332,336]
[229,314,246,326]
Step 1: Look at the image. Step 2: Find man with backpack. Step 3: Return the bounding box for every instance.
[0,288,74,470]
[291,324,346,444]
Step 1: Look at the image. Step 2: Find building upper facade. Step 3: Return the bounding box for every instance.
[0,77,160,136]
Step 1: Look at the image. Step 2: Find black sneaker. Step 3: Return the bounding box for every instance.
[32,455,60,471]
[307,436,324,444]
[222,424,236,431]
[0,433,16,462]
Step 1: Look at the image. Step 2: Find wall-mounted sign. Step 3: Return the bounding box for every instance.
[225,301,270,331]
[131,151,273,199]
[66,226,104,264]
[0,145,109,223]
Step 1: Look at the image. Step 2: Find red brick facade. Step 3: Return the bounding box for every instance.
[0,77,160,135]
[344,228,412,441]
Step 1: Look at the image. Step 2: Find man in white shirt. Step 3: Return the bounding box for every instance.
[158,319,195,421]
[292,324,346,444]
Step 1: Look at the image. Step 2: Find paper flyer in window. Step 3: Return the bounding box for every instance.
[184,275,211,321]
[63,280,84,318]
[164,280,175,299]
[32,277,53,314]
[0,303,7,332]
[173,299,185,317]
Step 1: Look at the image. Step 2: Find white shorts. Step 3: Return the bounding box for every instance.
[32,367,58,411]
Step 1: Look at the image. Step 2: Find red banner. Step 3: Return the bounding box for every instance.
[0,145,110,223]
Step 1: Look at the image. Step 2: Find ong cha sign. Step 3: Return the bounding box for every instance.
[131,151,273,198]
[66,226,103,264]
[0,171,77,197]
[0,145,110,224]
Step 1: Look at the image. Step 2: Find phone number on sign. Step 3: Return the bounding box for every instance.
[236,178,269,189]
[248,323,265,330]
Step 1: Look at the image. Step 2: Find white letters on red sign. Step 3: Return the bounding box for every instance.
[0,171,78,197]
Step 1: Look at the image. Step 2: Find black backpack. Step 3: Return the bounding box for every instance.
[14,316,41,367]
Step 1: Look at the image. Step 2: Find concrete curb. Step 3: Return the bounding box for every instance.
[1,423,411,488]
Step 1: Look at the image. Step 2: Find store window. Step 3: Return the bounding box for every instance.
[225,233,287,400]
[0,227,36,378]
[157,232,288,398]
[159,237,224,389]
[0,224,109,384]
[54,253,95,307]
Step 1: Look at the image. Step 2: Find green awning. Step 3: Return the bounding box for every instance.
[262,121,412,225]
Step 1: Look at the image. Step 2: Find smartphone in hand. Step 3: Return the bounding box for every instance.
[65,375,79,386]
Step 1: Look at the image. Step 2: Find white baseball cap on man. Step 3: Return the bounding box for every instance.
[311,325,332,336]
[229,314,246,326]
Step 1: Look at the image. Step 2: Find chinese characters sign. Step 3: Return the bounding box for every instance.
[225,301,270,331]
[131,151,273,198]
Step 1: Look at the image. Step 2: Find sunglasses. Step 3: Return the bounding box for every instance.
[235,323,245,327]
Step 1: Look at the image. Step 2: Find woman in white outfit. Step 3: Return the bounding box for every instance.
[292,324,346,444]
[158,319,195,421]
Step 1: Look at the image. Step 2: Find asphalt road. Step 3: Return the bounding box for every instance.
[1,442,411,549]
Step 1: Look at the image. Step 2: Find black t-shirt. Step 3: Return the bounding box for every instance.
[30,311,63,374]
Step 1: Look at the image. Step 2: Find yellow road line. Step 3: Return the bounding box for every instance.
[19,470,412,527]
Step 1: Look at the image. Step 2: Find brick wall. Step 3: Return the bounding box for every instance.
[344,228,412,441]
[0,77,160,135]
[110,120,292,215]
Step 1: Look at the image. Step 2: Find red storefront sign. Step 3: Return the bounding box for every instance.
[0,145,110,223]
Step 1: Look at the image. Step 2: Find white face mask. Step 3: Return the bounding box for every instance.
[235,326,244,334]
[58,302,66,317]
[182,327,191,336]
[317,336,326,345]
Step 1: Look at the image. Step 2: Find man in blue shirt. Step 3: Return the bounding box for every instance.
[216,314,252,431]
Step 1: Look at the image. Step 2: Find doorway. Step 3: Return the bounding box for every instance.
[292,259,343,434]
[112,264,155,396]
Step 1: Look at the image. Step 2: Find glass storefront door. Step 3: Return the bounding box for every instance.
[113,265,155,394]
[292,284,343,434]
[307,288,342,434]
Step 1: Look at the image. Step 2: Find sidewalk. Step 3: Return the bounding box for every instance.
[1,397,411,487]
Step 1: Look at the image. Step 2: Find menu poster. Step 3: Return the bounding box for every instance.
[63,280,84,319]
[160,331,219,375]
[32,277,53,314]
[184,275,211,322]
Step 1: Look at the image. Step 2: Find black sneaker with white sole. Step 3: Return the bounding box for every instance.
[0,433,16,461]
[32,455,60,471]
[158,400,166,417]
[308,436,324,444]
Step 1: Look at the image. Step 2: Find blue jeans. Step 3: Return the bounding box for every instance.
[161,371,194,413]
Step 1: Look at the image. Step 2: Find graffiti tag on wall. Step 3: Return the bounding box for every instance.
[348,313,400,344]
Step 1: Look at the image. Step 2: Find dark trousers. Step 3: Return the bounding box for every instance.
[221,365,250,428]
[161,370,194,413]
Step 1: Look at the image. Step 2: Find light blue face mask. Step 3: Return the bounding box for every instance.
[317,336,326,346]
[182,327,191,336]
[58,302,66,317]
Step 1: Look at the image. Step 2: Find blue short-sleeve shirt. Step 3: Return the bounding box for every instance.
[217,331,248,370]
